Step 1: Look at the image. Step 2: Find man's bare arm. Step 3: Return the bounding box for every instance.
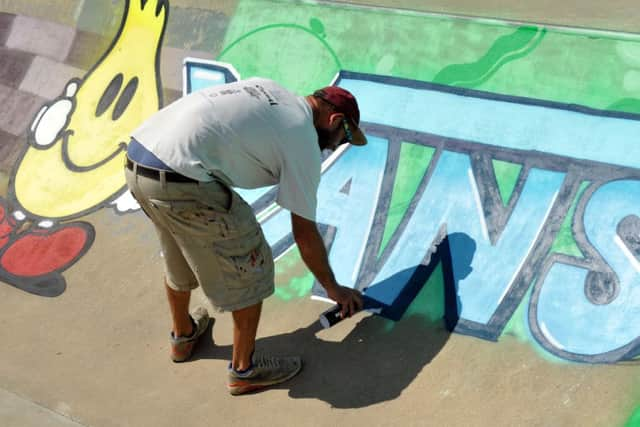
[290,212,362,316]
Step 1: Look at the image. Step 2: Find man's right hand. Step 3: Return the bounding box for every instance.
[326,284,363,318]
[291,213,364,317]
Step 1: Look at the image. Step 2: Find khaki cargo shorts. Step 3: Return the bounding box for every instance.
[125,165,274,312]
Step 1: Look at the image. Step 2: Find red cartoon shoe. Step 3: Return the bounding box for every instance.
[0,198,95,296]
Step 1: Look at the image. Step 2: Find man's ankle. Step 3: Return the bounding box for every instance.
[173,317,196,339]
[230,350,255,372]
[230,364,253,377]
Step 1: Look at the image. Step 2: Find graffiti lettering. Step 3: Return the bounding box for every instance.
[532,179,640,362]
[184,61,640,363]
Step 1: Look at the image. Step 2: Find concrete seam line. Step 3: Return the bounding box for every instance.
[0,386,87,426]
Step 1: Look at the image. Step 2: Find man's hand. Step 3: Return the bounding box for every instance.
[291,212,363,317]
[326,284,363,318]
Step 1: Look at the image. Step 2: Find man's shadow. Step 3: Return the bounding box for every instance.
[195,232,475,408]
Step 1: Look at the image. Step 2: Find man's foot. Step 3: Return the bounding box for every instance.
[170,307,211,363]
[227,354,302,395]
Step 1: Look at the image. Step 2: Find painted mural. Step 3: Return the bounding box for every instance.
[1,0,640,376]
[206,0,640,367]
[185,59,640,365]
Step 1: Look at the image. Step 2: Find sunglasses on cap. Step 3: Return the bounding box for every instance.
[340,118,353,146]
[313,92,355,147]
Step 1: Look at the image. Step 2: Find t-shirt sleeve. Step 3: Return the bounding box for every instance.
[276,157,320,221]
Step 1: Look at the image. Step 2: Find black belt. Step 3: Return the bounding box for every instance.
[126,158,199,183]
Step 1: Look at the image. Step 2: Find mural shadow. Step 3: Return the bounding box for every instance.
[364,232,475,331]
[192,232,476,408]
[443,232,476,331]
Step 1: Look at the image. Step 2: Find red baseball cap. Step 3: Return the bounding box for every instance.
[313,86,368,146]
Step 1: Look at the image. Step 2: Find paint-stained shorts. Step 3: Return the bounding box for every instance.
[124,165,274,312]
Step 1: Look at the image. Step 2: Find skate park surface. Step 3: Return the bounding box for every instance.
[1,1,640,426]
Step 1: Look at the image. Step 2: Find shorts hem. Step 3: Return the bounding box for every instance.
[165,276,199,292]
[211,286,275,313]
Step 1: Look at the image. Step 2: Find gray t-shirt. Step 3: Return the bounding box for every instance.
[132,78,321,220]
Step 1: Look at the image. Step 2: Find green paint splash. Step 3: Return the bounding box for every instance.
[274,248,314,300]
[378,143,435,257]
[492,159,522,206]
[501,286,531,342]
[550,181,590,257]
[501,283,571,365]
[624,406,640,427]
[433,26,546,88]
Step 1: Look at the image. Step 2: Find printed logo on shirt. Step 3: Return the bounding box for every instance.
[210,84,278,106]
[219,89,241,96]
[255,84,279,106]
[243,86,261,100]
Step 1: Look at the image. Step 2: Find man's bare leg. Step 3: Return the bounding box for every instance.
[227,301,302,395]
[165,281,193,337]
[231,302,262,371]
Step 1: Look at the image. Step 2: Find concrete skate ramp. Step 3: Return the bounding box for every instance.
[0,1,639,426]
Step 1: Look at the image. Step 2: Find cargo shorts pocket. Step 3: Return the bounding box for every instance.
[148,199,236,239]
[215,230,274,290]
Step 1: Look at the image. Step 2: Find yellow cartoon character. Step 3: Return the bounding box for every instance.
[12,0,167,219]
[0,0,167,296]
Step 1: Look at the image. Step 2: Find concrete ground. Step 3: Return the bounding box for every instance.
[1,1,640,426]
[336,0,640,34]
[1,206,638,426]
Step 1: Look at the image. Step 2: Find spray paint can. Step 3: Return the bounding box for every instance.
[319,304,346,329]
[318,295,382,329]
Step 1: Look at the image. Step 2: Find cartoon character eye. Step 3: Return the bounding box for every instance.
[95,74,139,121]
[96,74,124,118]
[112,77,138,121]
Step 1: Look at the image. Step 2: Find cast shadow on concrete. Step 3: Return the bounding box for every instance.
[195,313,450,408]
[192,232,475,408]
